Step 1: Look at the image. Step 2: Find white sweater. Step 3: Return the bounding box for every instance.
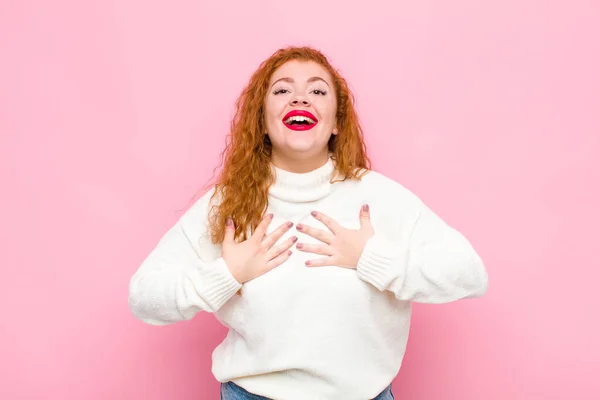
[128,157,488,400]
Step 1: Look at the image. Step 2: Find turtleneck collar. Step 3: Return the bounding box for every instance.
[268,155,337,203]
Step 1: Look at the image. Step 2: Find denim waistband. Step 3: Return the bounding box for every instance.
[220,380,394,400]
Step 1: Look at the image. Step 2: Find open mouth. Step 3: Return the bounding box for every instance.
[282,110,318,131]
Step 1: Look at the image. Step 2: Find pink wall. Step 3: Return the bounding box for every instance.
[1,1,599,399]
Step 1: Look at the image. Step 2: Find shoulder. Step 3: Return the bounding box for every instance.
[176,186,219,231]
[167,185,226,253]
[356,168,425,210]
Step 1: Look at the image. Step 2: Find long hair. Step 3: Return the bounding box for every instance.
[207,46,371,244]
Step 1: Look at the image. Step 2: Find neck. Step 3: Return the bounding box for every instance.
[270,149,331,173]
[268,153,336,203]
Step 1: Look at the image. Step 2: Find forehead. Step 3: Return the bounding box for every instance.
[269,60,333,84]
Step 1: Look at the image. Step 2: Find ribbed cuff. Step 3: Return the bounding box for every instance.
[356,234,404,291]
[199,257,242,311]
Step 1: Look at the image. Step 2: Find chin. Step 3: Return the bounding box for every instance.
[286,137,322,152]
[283,145,316,155]
[269,128,331,156]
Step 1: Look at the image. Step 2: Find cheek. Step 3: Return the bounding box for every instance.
[315,99,337,122]
[265,98,288,121]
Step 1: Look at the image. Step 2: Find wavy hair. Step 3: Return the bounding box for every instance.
[207,46,371,244]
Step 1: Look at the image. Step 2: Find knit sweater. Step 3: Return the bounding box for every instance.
[128,157,488,400]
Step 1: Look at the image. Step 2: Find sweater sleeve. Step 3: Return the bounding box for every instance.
[128,191,242,326]
[356,188,488,304]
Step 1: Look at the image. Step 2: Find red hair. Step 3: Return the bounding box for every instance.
[207,46,371,243]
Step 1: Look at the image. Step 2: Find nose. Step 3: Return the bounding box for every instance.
[290,98,310,106]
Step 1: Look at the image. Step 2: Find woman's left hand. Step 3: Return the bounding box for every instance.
[295,205,374,269]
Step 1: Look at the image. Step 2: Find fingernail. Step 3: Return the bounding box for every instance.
[305,260,311,266]
[287,221,294,228]
[292,236,298,243]
[226,218,233,226]
[288,250,292,256]
[362,204,369,212]
[268,213,274,220]
[311,211,317,217]
[296,224,303,231]
[296,243,303,249]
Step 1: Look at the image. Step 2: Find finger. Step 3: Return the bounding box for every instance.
[310,211,342,234]
[266,235,297,260]
[296,223,334,244]
[295,243,331,256]
[252,213,274,243]
[265,249,293,271]
[305,257,334,267]
[262,221,294,249]
[222,217,235,249]
[359,204,373,231]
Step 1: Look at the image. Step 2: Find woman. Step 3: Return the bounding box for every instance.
[128,46,488,400]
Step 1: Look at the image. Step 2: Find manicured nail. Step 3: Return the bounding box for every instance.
[362,204,369,212]
[305,260,311,266]
[287,221,294,228]
[226,218,233,226]
[288,250,292,256]
[268,213,274,220]
[311,211,318,217]
[292,236,298,243]
[296,243,303,249]
[296,224,303,231]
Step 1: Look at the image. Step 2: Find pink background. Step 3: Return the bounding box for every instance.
[1,1,599,399]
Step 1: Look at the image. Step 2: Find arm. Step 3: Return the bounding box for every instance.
[356,188,488,304]
[128,190,241,326]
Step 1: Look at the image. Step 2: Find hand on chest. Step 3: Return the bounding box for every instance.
[268,207,361,245]
[265,201,375,270]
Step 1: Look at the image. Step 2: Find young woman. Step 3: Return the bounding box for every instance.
[128,46,488,400]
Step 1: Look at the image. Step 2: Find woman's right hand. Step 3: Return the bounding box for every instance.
[222,214,297,284]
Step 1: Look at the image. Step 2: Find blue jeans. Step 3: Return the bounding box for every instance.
[220,381,394,400]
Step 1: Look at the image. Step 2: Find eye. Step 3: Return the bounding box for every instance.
[312,89,327,95]
[273,88,290,95]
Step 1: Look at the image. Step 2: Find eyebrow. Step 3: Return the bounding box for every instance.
[271,76,330,87]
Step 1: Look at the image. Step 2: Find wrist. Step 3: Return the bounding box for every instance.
[224,258,245,284]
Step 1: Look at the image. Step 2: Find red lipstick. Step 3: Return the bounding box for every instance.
[282,110,318,131]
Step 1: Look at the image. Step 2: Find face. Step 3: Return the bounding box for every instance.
[264,60,338,168]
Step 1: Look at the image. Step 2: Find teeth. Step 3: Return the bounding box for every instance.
[285,115,315,124]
